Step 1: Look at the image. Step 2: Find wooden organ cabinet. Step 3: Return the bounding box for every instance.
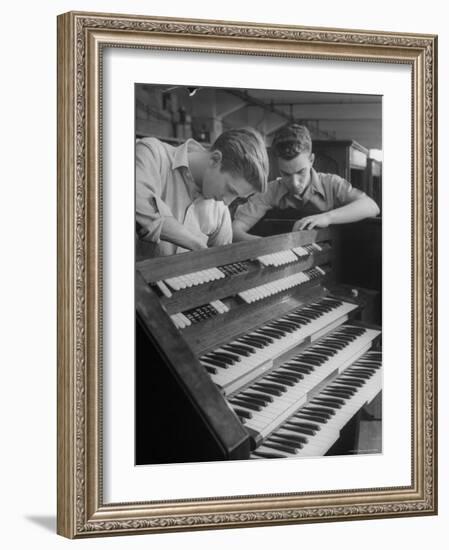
[135,229,382,464]
[366,157,382,212]
[312,139,369,193]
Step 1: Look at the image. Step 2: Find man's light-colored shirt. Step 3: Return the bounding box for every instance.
[136,137,232,257]
[234,168,364,229]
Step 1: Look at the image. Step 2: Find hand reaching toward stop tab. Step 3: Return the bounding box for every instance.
[293,212,331,231]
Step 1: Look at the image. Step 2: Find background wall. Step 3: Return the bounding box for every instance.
[0,1,445,548]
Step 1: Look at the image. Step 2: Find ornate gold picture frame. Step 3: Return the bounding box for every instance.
[57,11,437,538]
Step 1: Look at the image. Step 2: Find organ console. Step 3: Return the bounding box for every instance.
[135,228,381,465]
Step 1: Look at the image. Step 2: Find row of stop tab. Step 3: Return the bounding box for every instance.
[155,243,325,297]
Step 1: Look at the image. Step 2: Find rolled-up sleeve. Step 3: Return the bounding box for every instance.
[328,174,365,207]
[233,184,278,230]
[135,140,171,243]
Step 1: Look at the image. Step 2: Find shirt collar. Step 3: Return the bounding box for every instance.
[171,139,192,170]
[171,139,204,198]
[171,138,205,170]
[277,168,326,203]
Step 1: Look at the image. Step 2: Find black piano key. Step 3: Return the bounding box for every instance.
[270,371,302,383]
[277,368,304,381]
[332,380,362,390]
[343,371,373,380]
[222,344,253,356]
[318,340,347,350]
[289,308,317,317]
[252,384,284,397]
[283,363,314,374]
[240,398,270,411]
[255,328,286,338]
[203,356,233,368]
[237,337,266,348]
[267,437,304,452]
[202,364,217,375]
[232,407,252,419]
[262,441,298,455]
[301,352,330,361]
[272,431,308,446]
[351,367,377,375]
[240,391,273,405]
[311,397,344,408]
[252,450,286,459]
[275,318,305,329]
[307,349,334,360]
[306,305,332,313]
[315,341,343,350]
[265,374,296,387]
[283,313,309,328]
[337,376,366,387]
[214,350,242,362]
[237,392,269,406]
[341,326,366,334]
[296,356,324,367]
[200,357,229,369]
[311,345,339,356]
[322,388,354,399]
[284,421,320,435]
[355,361,382,369]
[255,381,288,392]
[353,359,380,366]
[247,333,274,344]
[301,406,335,418]
[268,321,297,332]
[229,398,263,412]
[294,411,328,424]
[205,351,238,364]
[285,314,310,324]
[295,311,321,320]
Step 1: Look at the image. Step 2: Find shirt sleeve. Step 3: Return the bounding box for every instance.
[207,203,232,247]
[328,174,366,208]
[135,139,172,243]
[233,182,279,230]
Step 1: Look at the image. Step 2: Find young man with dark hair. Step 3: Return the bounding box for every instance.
[136,127,269,257]
[232,124,380,242]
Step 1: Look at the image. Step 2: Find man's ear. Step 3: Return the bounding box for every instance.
[310,152,315,166]
[210,150,222,167]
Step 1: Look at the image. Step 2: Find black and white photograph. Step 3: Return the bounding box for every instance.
[134,84,383,466]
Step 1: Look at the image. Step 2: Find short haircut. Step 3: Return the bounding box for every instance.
[271,123,312,160]
[211,128,269,193]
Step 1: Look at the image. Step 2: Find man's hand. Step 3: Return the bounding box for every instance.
[293,212,331,231]
[189,234,208,251]
[232,219,262,242]
[160,216,208,251]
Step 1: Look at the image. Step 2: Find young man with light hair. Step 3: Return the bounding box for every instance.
[136,127,268,257]
[232,124,380,242]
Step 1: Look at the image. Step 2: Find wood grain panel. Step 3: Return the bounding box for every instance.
[137,229,331,283]
[161,251,331,314]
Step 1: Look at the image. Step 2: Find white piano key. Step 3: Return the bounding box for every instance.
[155,280,172,298]
[179,312,192,327]
[210,300,224,314]
[230,328,379,437]
[170,313,185,329]
[250,356,382,459]
[206,300,360,395]
[170,314,182,329]
[164,276,182,291]
[164,265,227,292]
